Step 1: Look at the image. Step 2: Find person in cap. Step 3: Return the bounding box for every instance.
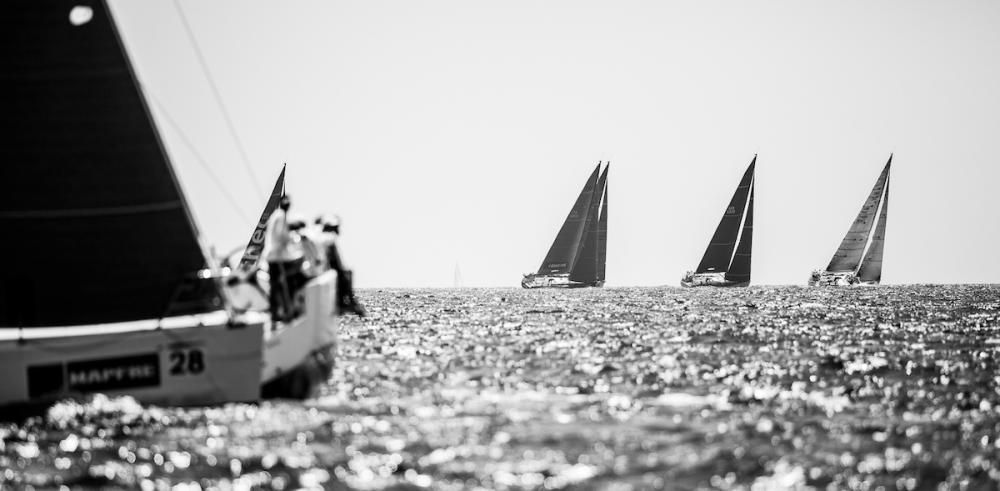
[297,218,328,278]
[264,195,306,322]
[314,214,366,317]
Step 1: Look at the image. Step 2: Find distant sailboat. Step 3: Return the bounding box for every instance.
[682,157,755,287]
[523,162,609,288]
[453,263,464,288]
[809,155,892,286]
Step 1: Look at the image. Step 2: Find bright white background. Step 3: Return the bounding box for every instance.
[110,0,1000,287]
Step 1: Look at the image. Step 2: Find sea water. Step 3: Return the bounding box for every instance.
[2,285,999,490]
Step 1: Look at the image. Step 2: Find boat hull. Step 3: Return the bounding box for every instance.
[521,274,602,289]
[261,344,335,400]
[680,272,748,288]
[0,318,264,412]
[261,271,338,396]
[807,270,871,287]
[0,271,338,416]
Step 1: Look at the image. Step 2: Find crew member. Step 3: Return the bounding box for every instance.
[314,215,366,317]
[265,195,306,322]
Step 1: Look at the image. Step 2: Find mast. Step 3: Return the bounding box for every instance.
[857,158,891,282]
[537,164,601,275]
[570,163,608,284]
[695,157,755,274]
[826,158,891,273]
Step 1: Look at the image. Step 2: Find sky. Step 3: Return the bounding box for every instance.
[109,0,1000,287]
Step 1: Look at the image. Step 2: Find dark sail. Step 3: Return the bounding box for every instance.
[537,164,600,275]
[725,180,753,283]
[570,164,608,284]
[596,174,608,283]
[0,0,222,327]
[857,162,890,283]
[237,165,285,273]
[695,157,756,274]
[826,158,891,273]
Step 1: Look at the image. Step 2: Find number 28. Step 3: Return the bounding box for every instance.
[169,349,205,375]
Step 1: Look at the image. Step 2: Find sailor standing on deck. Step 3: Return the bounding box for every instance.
[313,215,366,317]
[265,195,306,322]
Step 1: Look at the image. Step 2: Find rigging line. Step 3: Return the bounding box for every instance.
[172,0,265,201]
[148,92,251,224]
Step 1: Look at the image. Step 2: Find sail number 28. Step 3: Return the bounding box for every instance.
[169,348,206,375]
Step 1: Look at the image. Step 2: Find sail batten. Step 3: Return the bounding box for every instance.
[695,158,756,275]
[826,159,891,273]
[0,0,222,327]
[537,164,601,275]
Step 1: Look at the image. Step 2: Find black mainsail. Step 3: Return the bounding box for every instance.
[694,157,756,278]
[570,165,609,284]
[0,0,222,327]
[826,157,891,275]
[537,164,601,275]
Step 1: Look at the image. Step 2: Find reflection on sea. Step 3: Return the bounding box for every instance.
[2,285,999,490]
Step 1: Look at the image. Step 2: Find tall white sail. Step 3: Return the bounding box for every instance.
[826,158,891,273]
[857,166,890,283]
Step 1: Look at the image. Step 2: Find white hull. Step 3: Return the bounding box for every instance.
[807,270,875,287]
[262,271,338,384]
[521,273,602,289]
[680,272,748,288]
[0,271,338,410]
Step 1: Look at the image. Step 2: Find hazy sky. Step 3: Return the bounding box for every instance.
[110,1,1000,287]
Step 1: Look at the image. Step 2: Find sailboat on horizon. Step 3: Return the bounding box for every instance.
[0,0,337,412]
[453,263,464,288]
[682,156,756,287]
[809,155,892,286]
[522,162,609,289]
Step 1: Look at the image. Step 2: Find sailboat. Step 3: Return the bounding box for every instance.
[453,263,464,288]
[522,162,609,289]
[0,0,337,412]
[682,156,755,287]
[809,155,892,286]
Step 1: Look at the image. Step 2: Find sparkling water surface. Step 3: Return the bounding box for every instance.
[2,285,999,490]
